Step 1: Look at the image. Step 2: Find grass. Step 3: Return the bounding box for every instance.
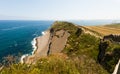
[84,24,120,36]
[0,55,79,74]
[52,21,108,74]
[101,40,120,73]
[1,54,108,74]
[104,23,120,29]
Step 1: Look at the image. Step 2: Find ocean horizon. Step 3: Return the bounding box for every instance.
[0,20,119,62]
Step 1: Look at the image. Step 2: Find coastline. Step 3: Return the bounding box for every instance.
[31,37,37,55]
[20,30,51,64]
[20,31,48,64]
[20,37,38,63]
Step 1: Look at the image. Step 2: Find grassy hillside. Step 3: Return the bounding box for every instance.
[1,21,120,74]
[52,21,120,73]
[104,23,120,28]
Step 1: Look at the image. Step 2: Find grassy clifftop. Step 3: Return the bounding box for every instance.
[2,21,119,74]
[52,21,108,73]
[84,23,120,36]
[104,23,120,28]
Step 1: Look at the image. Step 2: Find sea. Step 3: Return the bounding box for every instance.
[0,20,119,62]
[0,20,53,62]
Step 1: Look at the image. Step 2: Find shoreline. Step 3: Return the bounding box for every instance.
[20,31,47,63]
[31,37,37,55]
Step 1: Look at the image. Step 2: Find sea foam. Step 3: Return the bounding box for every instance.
[31,37,37,55]
[20,37,37,63]
[20,54,29,64]
[20,31,46,63]
[31,31,46,55]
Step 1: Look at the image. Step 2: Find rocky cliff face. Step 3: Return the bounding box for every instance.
[48,29,70,55]
[103,34,120,43]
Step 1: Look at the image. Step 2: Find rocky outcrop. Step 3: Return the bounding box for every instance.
[98,34,120,73]
[103,34,120,43]
[97,39,109,63]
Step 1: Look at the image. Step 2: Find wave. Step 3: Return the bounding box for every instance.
[20,37,37,63]
[42,31,46,35]
[1,26,25,31]
[31,37,37,55]
[20,31,46,63]
[31,31,46,55]
[20,54,29,64]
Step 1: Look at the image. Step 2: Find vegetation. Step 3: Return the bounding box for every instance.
[100,40,120,73]
[104,23,120,29]
[84,24,120,36]
[52,21,99,60]
[0,55,79,74]
[52,21,108,74]
[1,21,120,74]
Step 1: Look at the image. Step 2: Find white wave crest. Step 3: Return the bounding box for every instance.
[20,31,46,63]
[20,37,37,63]
[42,31,47,35]
[20,54,29,64]
[31,37,37,55]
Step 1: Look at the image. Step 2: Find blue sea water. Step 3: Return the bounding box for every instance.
[0,20,53,61]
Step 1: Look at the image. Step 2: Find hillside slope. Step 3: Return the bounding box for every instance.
[104,23,120,29]
[83,23,120,36]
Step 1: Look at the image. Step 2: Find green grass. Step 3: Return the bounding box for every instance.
[1,54,108,74]
[51,21,108,74]
[101,40,120,73]
[0,55,79,74]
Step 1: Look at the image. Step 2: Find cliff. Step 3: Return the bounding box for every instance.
[1,21,120,74]
[24,22,71,64]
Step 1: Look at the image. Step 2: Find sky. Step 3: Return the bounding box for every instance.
[0,0,120,20]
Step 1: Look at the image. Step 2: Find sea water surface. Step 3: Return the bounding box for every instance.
[0,20,118,62]
[0,20,53,62]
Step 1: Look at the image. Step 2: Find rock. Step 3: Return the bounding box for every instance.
[97,39,109,63]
